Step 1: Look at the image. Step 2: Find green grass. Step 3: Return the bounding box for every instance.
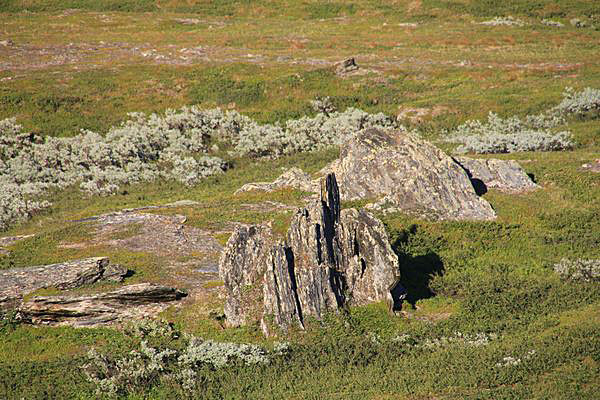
[1,0,600,398]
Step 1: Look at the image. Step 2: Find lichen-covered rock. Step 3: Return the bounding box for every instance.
[325,128,496,220]
[221,174,404,334]
[454,157,539,193]
[234,167,318,194]
[18,283,187,327]
[338,208,401,306]
[219,224,273,327]
[0,257,127,308]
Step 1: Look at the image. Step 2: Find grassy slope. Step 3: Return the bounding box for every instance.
[1,1,600,398]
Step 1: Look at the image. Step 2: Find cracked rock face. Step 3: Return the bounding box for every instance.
[18,283,187,327]
[327,128,497,220]
[454,157,539,193]
[0,257,127,308]
[221,174,404,334]
[220,224,273,327]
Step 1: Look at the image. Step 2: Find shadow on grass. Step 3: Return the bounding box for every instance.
[391,226,445,307]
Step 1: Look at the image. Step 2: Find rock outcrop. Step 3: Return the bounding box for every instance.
[336,57,359,76]
[220,224,273,327]
[234,167,318,195]
[69,211,222,257]
[454,157,539,193]
[18,283,187,327]
[0,257,127,308]
[328,128,497,220]
[220,174,404,334]
[581,159,600,173]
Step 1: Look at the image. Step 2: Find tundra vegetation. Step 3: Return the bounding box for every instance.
[1,0,599,399]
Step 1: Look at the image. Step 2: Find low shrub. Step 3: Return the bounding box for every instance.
[552,87,600,117]
[443,88,599,154]
[0,107,396,231]
[553,258,600,282]
[84,320,283,396]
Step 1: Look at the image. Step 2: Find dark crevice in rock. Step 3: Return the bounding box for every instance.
[329,267,347,308]
[360,258,367,279]
[471,178,488,196]
[284,246,304,327]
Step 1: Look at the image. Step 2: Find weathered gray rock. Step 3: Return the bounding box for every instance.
[221,174,404,334]
[0,234,34,256]
[68,211,222,257]
[18,283,187,327]
[326,128,496,220]
[336,57,359,75]
[234,167,318,195]
[0,257,127,308]
[220,224,273,327]
[454,157,539,193]
[581,159,600,173]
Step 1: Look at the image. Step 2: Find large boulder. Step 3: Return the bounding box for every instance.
[328,128,496,220]
[221,174,404,334]
[454,157,539,193]
[233,129,539,220]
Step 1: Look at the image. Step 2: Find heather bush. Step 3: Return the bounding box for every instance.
[84,320,279,396]
[445,111,572,154]
[542,19,564,27]
[443,88,600,154]
[552,87,600,117]
[2,105,398,230]
[310,96,337,115]
[553,258,600,282]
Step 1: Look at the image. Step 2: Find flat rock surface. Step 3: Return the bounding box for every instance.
[19,283,187,327]
[0,257,127,308]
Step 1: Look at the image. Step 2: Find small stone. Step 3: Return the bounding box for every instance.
[0,39,14,46]
[570,18,586,28]
[581,159,600,173]
[336,57,359,75]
